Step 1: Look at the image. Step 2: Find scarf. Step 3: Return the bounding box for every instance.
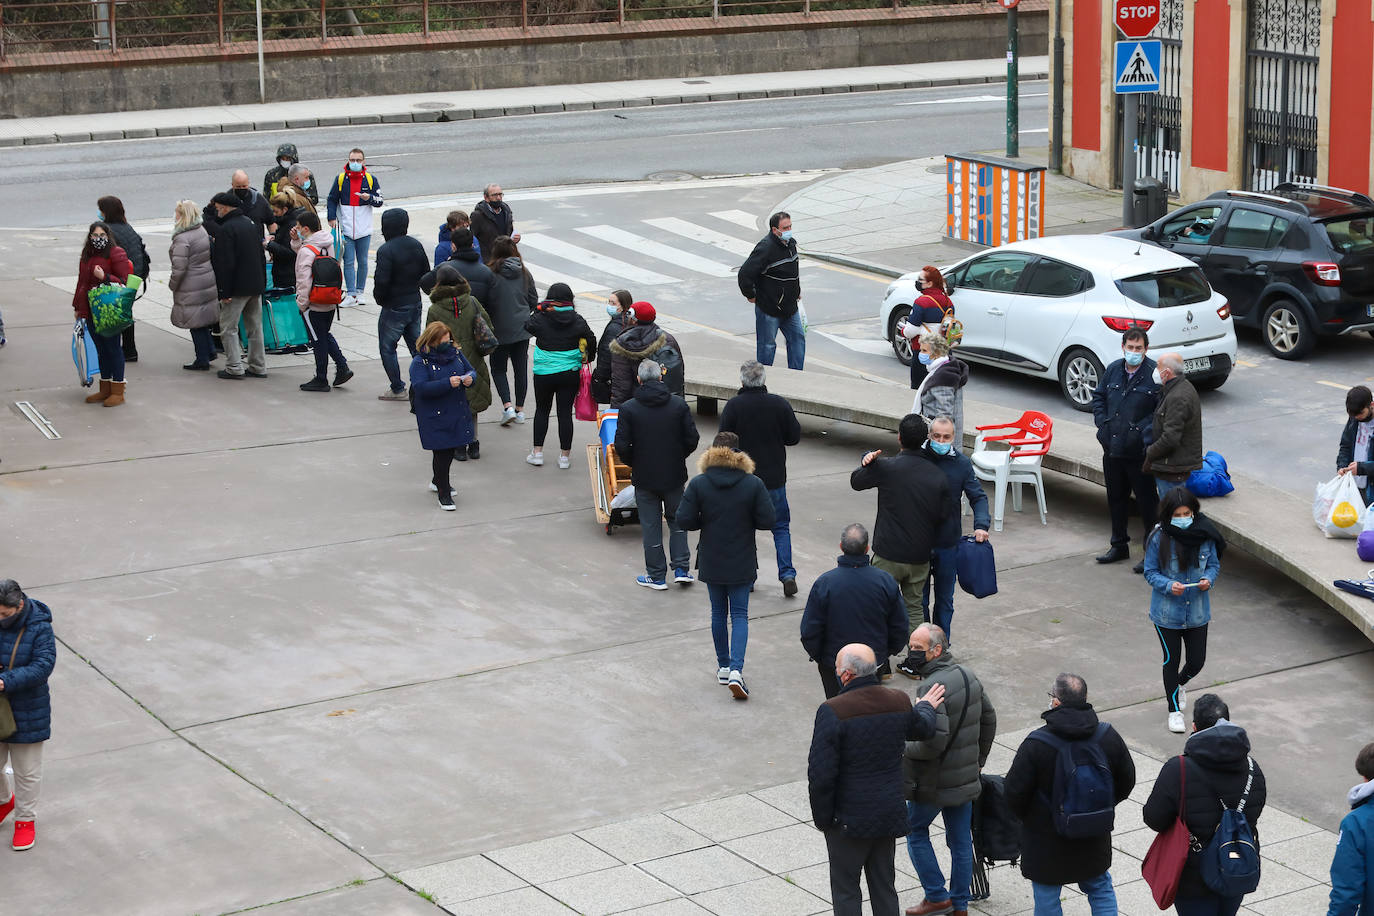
[1158,512,1226,570]
[477,199,510,228]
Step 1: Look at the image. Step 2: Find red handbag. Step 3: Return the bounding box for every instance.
[1142,755,1192,909]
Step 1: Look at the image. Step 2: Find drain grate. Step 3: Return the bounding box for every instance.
[414,101,456,110]
[15,401,60,439]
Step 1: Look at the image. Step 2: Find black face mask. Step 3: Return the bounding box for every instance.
[234,188,252,202]
[90,235,110,251]
[908,649,927,666]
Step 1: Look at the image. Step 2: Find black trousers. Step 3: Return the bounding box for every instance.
[824,830,898,916]
[532,368,579,451]
[1155,623,1208,712]
[1104,454,1157,547]
[432,448,456,495]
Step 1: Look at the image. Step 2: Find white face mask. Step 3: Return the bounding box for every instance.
[279,158,292,169]
[1152,368,1164,385]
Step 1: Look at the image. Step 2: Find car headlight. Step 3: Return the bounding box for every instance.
[885,283,898,300]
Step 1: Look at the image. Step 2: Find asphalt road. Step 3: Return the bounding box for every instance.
[6,80,1365,501]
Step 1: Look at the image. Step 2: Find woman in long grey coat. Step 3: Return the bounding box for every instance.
[168,199,221,371]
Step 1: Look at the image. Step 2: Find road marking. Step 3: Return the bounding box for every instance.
[643,217,755,258]
[574,224,736,277]
[896,92,1049,107]
[519,233,681,286]
[523,262,609,296]
[813,329,895,356]
[1234,358,1259,368]
[711,209,761,230]
[1317,380,1352,391]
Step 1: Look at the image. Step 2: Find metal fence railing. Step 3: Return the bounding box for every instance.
[0,0,996,60]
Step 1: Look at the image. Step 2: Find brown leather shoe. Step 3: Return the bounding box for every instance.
[905,900,953,916]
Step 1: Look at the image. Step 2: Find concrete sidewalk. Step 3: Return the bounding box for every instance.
[0,57,1047,147]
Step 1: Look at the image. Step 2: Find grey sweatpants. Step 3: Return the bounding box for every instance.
[0,740,44,820]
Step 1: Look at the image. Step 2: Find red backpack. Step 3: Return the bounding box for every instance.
[303,245,343,306]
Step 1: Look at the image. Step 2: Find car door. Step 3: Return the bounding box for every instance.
[1205,206,1291,321]
[947,251,1036,363]
[1001,256,1091,372]
[1150,204,1222,267]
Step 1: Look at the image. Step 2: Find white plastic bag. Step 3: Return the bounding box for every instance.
[1316,474,1366,538]
[797,300,808,336]
[610,484,636,511]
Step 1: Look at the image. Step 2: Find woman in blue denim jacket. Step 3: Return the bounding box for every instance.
[1144,486,1225,735]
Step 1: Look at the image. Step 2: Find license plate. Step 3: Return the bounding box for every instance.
[1183,357,1211,373]
[1367,304,1374,318]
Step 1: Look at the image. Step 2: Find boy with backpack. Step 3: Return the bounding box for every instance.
[1142,693,1267,916]
[291,211,352,392]
[1003,673,1136,915]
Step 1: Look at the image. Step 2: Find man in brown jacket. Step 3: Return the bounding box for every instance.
[1144,352,1203,498]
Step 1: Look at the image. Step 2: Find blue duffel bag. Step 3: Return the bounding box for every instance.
[1187,450,1235,497]
[956,535,998,598]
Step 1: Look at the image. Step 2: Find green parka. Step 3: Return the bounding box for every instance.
[902,650,997,807]
[426,277,495,415]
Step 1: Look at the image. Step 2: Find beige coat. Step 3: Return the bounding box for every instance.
[167,225,220,329]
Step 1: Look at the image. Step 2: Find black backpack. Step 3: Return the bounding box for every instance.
[656,343,685,397]
[1026,722,1117,838]
[1199,757,1261,896]
[971,772,1021,901]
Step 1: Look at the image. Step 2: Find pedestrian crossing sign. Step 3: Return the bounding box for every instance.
[1114,40,1162,93]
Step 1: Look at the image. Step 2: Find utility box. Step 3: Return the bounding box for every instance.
[1132,177,1167,227]
[946,153,1047,247]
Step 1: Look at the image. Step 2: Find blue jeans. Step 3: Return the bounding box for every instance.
[921,545,958,641]
[1172,895,1243,916]
[1032,871,1117,915]
[378,304,422,392]
[906,800,973,910]
[755,307,805,370]
[1156,477,1190,499]
[708,582,751,671]
[343,234,372,295]
[636,485,689,581]
[768,487,796,581]
[86,317,125,382]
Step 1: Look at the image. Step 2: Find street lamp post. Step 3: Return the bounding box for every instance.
[1001,0,1020,158]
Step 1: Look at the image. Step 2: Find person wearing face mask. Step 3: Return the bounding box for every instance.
[207,191,269,381]
[592,290,632,404]
[1336,385,1374,508]
[1091,328,1161,572]
[1143,352,1203,499]
[276,164,318,213]
[72,221,134,405]
[469,184,520,259]
[1143,486,1225,733]
[912,332,968,446]
[203,170,273,240]
[409,321,477,511]
[738,211,804,370]
[327,148,384,307]
[898,267,955,390]
[264,143,299,200]
[0,579,57,853]
[168,199,220,371]
[96,196,149,363]
[918,417,989,643]
[291,210,352,392]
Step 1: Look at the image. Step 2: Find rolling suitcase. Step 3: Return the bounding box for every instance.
[241,287,309,354]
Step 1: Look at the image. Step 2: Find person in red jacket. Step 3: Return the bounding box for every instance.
[72,222,133,406]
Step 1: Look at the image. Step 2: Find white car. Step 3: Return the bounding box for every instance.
[879,235,1238,410]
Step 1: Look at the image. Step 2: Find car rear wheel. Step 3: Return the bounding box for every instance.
[889,305,914,366]
[1262,298,1315,359]
[1194,373,1229,391]
[1058,348,1103,412]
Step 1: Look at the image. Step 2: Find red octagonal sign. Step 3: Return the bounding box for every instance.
[1115,0,1160,38]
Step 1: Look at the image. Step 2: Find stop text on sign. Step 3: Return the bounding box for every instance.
[1114,0,1159,38]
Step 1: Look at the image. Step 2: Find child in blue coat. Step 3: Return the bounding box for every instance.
[410,321,476,510]
[1144,486,1225,735]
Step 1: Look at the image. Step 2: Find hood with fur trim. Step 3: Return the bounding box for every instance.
[697,445,755,476]
[610,323,668,360]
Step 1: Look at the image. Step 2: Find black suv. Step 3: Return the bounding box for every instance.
[1114,184,1374,358]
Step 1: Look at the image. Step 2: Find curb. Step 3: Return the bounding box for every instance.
[802,251,906,278]
[0,71,1049,148]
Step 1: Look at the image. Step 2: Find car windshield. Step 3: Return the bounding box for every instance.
[1115,267,1211,308]
[1321,216,1374,254]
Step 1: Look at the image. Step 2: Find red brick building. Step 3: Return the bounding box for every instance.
[1054,0,1373,198]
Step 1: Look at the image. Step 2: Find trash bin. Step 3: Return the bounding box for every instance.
[1133,177,1167,228]
[946,152,1047,247]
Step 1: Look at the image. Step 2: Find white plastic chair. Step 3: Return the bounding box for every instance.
[969,410,1053,532]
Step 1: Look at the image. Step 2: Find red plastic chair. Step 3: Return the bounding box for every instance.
[970,411,1053,531]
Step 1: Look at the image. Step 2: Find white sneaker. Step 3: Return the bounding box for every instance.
[1168,711,1186,733]
[526,452,544,467]
[1175,685,1187,714]
[341,294,358,308]
[728,670,749,700]
[354,293,368,307]
[500,406,518,426]
[514,410,526,424]
[558,456,571,469]
[428,483,457,494]
[717,667,730,685]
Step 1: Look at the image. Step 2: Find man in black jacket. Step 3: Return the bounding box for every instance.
[850,414,954,677]
[720,360,803,596]
[809,643,945,916]
[208,192,268,380]
[615,360,701,590]
[1004,673,1136,915]
[1142,694,1267,913]
[420,227,493,304]
[470,183,518,257]
[800,523,909,697]
[738,211,804,370]
[373,208,431,400]
[1091,328,1161,571]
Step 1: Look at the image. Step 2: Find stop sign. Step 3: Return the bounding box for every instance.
[998,0,1020,8]
[1114,0,1160,38]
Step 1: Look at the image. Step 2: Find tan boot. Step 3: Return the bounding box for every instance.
[85,379,112,403]
[103,380,126,407]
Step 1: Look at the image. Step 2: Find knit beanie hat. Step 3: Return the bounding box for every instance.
[546,282,574,303]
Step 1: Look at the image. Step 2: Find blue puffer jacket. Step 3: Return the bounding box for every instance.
[1143,525,1221,629]
[409,346,476,451]
[1328,780,1374,916]
[0,598,57,744]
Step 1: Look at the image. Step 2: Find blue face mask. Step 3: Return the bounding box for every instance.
[605,304,619,318]
[928,440,952,455]
[1124,350,1144,367]
[778,230,793,242]
[302,179,312,190]
[348,161,363,172]
[917,352,932,365]
[1171,515,1194,530]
